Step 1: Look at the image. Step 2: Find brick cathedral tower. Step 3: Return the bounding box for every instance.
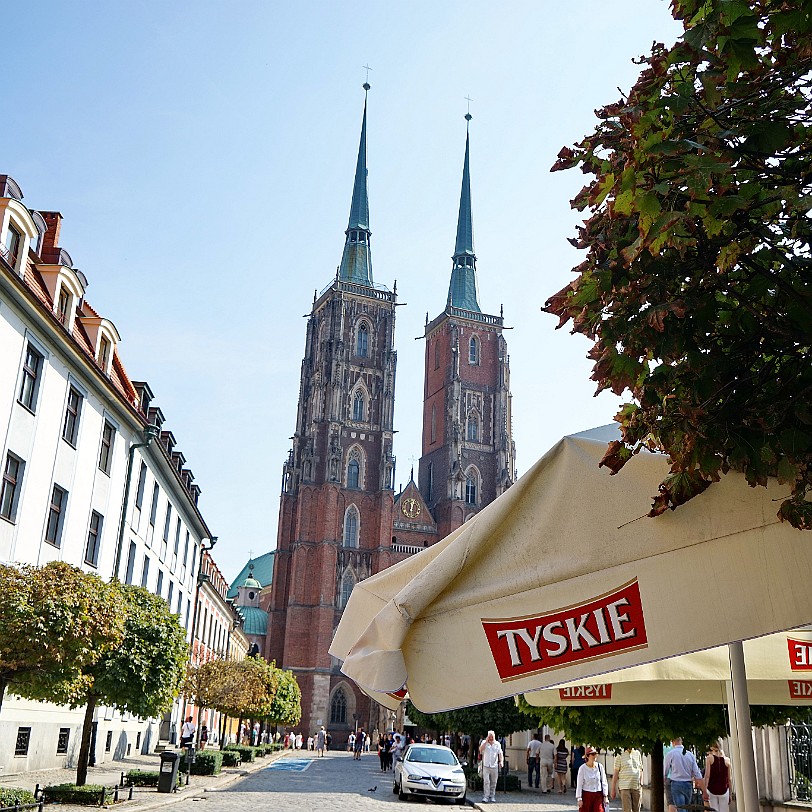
[266,85,397,739]
[418,115,516,538]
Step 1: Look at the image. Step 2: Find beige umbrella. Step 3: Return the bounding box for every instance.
[330,426,811,713]
[522,629,812,706]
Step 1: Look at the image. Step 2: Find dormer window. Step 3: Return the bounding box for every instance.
[57,286,70,325]
[77,316,120,375]
[0,187,39,276]
[98,336,111,370]
[3,224,21,268]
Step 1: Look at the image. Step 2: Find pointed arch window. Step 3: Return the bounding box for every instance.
[430,404,437,444]
[469,336,479,365]
[467,414,479,442]
[465,475,478,505]
[330,688,347,725]
[343,506,359,548]
[340,570,355,608]
[356,323,369,358]
[434,340,440,370]
[347,458,360,489]
[353,391,365,422]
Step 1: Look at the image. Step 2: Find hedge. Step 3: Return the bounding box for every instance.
[125,769,181,788]
[0,788,37,807]
[223,744,255,763]
[220,751,241,767]
[180,750,222,775]
[44,784,114,805]
[463,771,521,792]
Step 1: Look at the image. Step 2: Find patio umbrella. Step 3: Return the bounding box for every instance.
[331,426,812,712]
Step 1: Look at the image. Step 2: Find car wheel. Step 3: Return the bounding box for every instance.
[392,780,398,795]
[397,779,408,801]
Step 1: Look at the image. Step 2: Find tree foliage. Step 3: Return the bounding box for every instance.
[267,667,301,727]
[544,0,812,528]
[0,562,125,711]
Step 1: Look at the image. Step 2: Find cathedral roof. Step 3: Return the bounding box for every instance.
[227,551,275,599]
[238,606,268,637]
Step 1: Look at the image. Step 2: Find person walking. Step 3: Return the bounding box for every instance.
[703,741,731,812]
[180,716,196,747]
[527,733,542,790]
[572,744,586,789]
[663,737,707,812]
[540,734,556,793]
[611,747,643,812]
[555,739,570,793]
[479,730,504,804]
[315,726,326,757]
[577,747,609,812]
[354,728,366,760]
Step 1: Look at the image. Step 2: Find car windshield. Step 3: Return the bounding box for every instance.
[406,747,458,766]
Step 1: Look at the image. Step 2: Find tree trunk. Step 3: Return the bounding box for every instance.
[650,739,665,812]
[0,675,8,714]
[219,713,227,750]
[76,695,97,787]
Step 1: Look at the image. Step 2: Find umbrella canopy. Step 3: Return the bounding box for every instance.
[522,629,812,706]
[330,426,812,714]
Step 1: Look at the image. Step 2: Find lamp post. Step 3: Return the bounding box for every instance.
[113,423,160,581]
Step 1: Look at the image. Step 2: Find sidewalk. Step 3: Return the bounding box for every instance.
[471,776,586,812]
[0,747,293,811]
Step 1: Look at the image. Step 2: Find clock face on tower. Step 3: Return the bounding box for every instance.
[401,497,421,519]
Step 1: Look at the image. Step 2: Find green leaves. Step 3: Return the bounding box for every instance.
[544,0,812,530]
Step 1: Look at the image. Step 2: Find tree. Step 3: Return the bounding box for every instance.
[544,0,812,529]
[406,697,537,764]
[266,667,301,728]
[74,584,188,785]
[516,697,810,812]
[0,562,124,712]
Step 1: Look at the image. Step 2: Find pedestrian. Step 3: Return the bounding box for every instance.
[577,747,609,812]
[703,740,731,812]
[378,734,388,771]
[663,737,707,812]
[540,734,556,793]
[611,746,643,812]
[572,744,585,789]
[200,725,209,749]
[316,726,327,757]
[296,732,303,749]
[527,733,542,790]
[354,728,365,759]
[348,731,355,752]
[479,730,504,804]
[180,716,196,747]
[555,739,570,793]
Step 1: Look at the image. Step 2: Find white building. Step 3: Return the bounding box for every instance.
[0,174,229,773]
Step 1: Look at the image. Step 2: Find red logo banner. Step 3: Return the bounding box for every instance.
[787,638,812,671]
[558,684,613,701]
[481,579,648,682]
[789,680,812,699]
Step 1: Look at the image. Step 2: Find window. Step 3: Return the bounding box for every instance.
[356,323,369,357]
[185,600,191,630]
[167,580,174,608]
[156,570,164,598]
[62,386,83,445]
[330,689,347,725]
[352,391,365,422]
[98,335,111,370]
[134,462,147,510]
[105,731,113,753]
[4,223,22,268]
[98,421,115,474]
[141,555,150,588]
[124,541,136,585]
[57,286,71,325]
[182,530,190,575]
[175,591,183,615]
[434,340,439,370]
[469,335,479,364]
[85,511,103,566]
[465,476,477,505]
[340,570,355,608]
[163,504,172,542]
[189,546,198,581]
[57,728,70,755]
[430,404,436,444]
[173,517,182,557]
[149,483,159,526]
[45,485,68,547]
[1,453,24,522]
[343,507,359,548]
[467,415,479,442]
[15,726,31,757]
[18,343,44,411]
[347,458,360,489]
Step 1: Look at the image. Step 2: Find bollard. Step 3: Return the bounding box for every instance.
[128,786,133,800]
[99,786,106,806]
[114,784,119,802]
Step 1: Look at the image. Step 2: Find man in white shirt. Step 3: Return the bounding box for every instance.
[540,734,556,793]
[479,730,504,804]
[527,733,543,789]
[180,716,196,747]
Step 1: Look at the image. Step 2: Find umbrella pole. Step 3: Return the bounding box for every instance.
[727,642,759,812]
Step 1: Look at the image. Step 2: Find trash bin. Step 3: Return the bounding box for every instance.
[158,750,181,793]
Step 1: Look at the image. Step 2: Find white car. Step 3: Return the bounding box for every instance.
[393,743,467,803]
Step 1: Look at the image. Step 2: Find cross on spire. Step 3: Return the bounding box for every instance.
[465,95,473,122]
[363,63,373,90]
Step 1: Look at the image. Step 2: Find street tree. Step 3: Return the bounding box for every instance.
[517,698,808,812]
[544,0,812,528]
[74,584,188,785]
[266,667,301,728]
[0,561,124,712]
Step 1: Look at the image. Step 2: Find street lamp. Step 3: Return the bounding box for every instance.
[113,423,161,581]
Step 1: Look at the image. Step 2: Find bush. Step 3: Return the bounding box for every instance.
[45,784,114,805]
[0,788,37,807]
[463,768,521,793]
[180,750,222,776]
[124,769,181,788]
[223,744,255,763]
[221,750,241,767]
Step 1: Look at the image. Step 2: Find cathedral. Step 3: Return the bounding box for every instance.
[261,86,516,742]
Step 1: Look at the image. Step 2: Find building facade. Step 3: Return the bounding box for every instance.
[264,96,515,743]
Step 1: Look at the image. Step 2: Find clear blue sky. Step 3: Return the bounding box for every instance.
[4,2,682,581]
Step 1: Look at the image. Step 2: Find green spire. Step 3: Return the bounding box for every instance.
[447,115,480,312]
[339,84,373,286]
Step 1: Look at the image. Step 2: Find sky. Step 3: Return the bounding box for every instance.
[3,2,683,582]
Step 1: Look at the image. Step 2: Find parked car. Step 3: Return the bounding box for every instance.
[393,743,467,803]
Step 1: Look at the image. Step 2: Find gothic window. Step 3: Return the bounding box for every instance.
[465,477,477,505]
[469,335,479,365]
[343,506,359,548]
[340,569,355,608]
[352,391,365,422]
[467,414,479,442]
[356,322,369,357]
[434,340,440,370]
[330,689,347,725]
[347,458,360,489]
[430,404,436,444]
